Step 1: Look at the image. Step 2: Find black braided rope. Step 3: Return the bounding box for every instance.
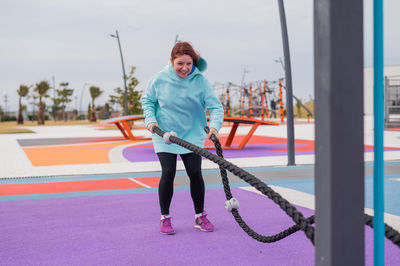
[209,128,400,248]
[230,209,315,243]
[365,214,400,247]
[154,126,400,248]
[205,127,315,243]
[208,132,400,248]
[153,126,315,243]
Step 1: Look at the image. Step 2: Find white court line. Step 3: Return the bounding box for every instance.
[390,178,400,182]
[240,185,400,231]
[128,178,151,188]
[108,140,152,163]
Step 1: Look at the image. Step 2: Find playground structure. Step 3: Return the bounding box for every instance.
[214,79,313,123]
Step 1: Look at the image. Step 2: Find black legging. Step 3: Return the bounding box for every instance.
[157,152,205,215]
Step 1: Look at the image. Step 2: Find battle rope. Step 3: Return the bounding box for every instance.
[153,126,315,243]
[365,214,400,247]
[206,128,400,248]
[154,126,400,248]
[203,127,316,243]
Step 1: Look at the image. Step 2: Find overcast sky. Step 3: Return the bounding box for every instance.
[1,0,399,112]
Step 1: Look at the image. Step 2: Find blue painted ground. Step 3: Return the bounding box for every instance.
[2,162,399,218]
[264,165,400,217]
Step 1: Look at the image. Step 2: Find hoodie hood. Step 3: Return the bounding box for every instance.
[196,57,207,72]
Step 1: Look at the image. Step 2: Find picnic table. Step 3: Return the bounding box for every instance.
[101,115,148,140]
[102,115,279,149]
[212,117,279,150]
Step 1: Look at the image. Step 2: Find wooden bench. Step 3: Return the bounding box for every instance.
[207,116,279,150]
[102,115,279,149]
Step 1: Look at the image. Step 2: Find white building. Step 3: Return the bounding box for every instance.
[364,65,400,127]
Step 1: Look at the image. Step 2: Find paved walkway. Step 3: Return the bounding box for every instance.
[1,116,400,178]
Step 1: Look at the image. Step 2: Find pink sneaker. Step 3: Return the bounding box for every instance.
[160,217,175,235]
[194,212,214,232]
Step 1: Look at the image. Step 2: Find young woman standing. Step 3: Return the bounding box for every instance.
[142,41,224,235]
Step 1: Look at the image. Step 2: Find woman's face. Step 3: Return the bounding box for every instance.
[171,54,193,78]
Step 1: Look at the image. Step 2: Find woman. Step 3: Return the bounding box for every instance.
[142,41,224,235]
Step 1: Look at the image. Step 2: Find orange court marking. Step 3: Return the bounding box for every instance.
[0,177,167,196]
[23,140,143,166]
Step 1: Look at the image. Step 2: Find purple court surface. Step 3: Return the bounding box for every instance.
[122,143,314,162]
[1,188,399,265]
[121,142,400,163]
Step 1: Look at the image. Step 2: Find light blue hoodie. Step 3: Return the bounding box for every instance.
[141,59,224,154]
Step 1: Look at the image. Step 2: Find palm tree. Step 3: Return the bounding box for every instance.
[34,80,50,125]
[17,84,30,124]
[89,86,103,122]
[107,66,142,115]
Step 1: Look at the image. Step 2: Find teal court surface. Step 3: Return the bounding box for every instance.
[1,119,400,265]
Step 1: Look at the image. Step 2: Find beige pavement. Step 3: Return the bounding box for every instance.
[1,116,399,179]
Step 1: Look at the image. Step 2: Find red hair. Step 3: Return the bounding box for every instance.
[171,41,200,66]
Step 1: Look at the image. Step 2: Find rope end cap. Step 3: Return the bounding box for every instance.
[225,198,240,212]
[163,131,177,144]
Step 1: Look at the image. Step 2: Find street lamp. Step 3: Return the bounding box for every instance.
[274,57,285,72]
[79,82,88,118]
[110,30,129,116]
[241,68,249,86]
[174,34,180,44]
[3,91,8,114]
[277,0,295,166]
[52,76,56,121]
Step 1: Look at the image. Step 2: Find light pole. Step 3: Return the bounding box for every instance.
[3,92,8,115]
[79,82,88,119]
[110,30,129,116]
[274,57,285,72]
[52,76,56,121]
[241,68,248,86]
[277,0,295,166]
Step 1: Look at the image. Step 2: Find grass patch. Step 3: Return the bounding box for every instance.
[0,120,100,134]
[97,127,119,131]
[0,127,35,134]
[294,100,314,118]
